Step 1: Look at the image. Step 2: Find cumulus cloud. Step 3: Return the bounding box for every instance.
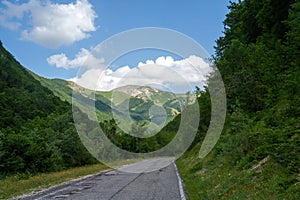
[47,48,104,69]
[68,54,213,93]
[0,0,97,48]
[69,68,105,90]
[100,56,212,92]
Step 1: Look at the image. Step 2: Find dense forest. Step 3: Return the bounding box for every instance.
[0,42,97,177]
[177,0,300,199]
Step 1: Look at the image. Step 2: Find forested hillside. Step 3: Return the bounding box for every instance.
[177,0,300,199]
[30,73,182,130]
[0,42,97,177]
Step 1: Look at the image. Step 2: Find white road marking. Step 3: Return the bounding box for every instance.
[173,162,186,200]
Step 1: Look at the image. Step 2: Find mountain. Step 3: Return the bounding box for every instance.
[111,85,185,124]
[0,42,97,177]
[0,41,188,179]
[29,73,114,121]
[30,76,185,129]
[111,85,176,105]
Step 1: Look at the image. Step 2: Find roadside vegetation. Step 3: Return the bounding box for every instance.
[0,164,108,199]
[176,0,300,199]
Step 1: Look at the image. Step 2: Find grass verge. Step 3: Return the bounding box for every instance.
[0,164,109,199]
[176,143,300,200]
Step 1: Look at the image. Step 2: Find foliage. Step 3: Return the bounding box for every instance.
[0,163,108,199]
[177,0,300,199]
[0,43,97,178]
[99,118,176,154]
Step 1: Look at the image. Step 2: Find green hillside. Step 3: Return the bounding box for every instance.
[29,73,114,121]
[31,76,183,128]
[13,60,188,164]
[29,74,73,103]
[0,42,97,178]
[176,0,300,199]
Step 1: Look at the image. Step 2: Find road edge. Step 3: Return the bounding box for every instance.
[173,162,187,200]
[10,169,112,200]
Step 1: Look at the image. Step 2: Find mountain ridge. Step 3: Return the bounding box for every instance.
[30,74,185,127]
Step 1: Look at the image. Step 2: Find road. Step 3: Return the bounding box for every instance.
[16,157,185,200]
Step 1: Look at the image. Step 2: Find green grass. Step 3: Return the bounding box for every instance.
[0,164,109,199]
[176,144,300,200]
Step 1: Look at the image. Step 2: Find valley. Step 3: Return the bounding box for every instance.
[31,72,192,133]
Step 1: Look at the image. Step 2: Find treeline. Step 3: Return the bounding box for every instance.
[0,42,97,178]
[99,117,178,154]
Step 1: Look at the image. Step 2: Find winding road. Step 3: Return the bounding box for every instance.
[17,157,186,200]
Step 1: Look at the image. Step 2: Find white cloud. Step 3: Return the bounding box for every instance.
[68,53,213,93]
[47,48,104,69]
[0,0,97,48]
[69,68,105,90]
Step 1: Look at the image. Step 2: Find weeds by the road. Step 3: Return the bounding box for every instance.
[0,164,109,199]
[176,143,300,200]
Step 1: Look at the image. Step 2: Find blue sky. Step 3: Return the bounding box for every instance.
[0,0,230,92]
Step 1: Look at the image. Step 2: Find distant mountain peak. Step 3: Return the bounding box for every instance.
[113,85,161,99]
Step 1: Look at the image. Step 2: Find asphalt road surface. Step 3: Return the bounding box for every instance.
[16,157,185,200]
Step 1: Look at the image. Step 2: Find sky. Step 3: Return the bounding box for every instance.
[0,0,230,93]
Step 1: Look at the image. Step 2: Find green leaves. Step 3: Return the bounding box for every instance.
[176,0,300,198]
[0,43,97,178]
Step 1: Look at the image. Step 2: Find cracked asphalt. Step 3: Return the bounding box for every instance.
[17,157,185,200]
